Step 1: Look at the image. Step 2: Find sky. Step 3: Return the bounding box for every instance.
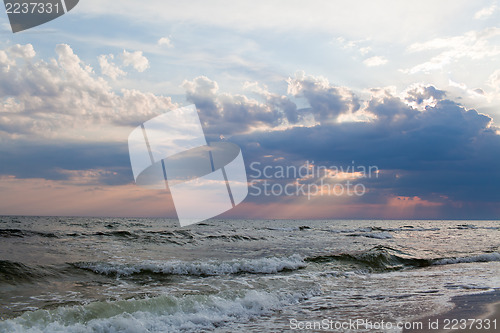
[1,1,500,219]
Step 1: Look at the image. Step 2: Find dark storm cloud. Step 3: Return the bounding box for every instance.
[183,76,308,141]
[182,73,500,209]
[183,74,361,139]
[0,141,132,185]
[223,75,500,211]
[287,72,361,122]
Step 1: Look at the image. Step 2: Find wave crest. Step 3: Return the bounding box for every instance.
[74,255,306,277]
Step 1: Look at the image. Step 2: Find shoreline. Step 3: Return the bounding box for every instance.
[404,290,500,333]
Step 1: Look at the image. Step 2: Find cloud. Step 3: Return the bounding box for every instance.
[182,73,361,137]
[100,49,153,77]
[405,28,500,74]
[216,73,500,217]
[98,54,126,80]
[335,37,372,55]
[182,76,289,137]
[8,44,36,59]
[0,44,35,72]
[178,71,499,212]
[488,69,500,91]
[474,4,497,19]
[363,56,388,67]
[287,72,361,122]
[334,38,387,68]
[121,50,149,72]
[404,84,446,109]
[158,37,173,48]
[0,43,175,141]
[0,50,14,71]
[0,141,131,183]
[78,0,480,42]
[479,69,500,103]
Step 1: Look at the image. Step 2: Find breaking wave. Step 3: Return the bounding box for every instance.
[74,255,306,277]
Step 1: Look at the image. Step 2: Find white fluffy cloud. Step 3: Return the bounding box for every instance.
[121,50,149,72]
[336,37,372,55]
[474,4,497,19]
[488,69,500,90]
[98,54,126,80]
[98,49,150,78]
[0,44,174,141]
[405,28,500,74]
[0,44,35,72]
[8,44,36,59]
[363,56,388,67]
[158,37,173,48]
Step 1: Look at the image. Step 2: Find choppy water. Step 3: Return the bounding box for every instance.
[0,217,499,332]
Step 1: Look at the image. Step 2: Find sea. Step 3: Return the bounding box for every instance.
[0,217,499,332]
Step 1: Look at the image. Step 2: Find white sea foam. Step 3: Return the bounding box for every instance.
[0,290,310,333]
[76,255,306,277]
[324,227,373,233]
[433,252,500,265]
[411,227,440,231]
[364,232,393,239]
[266,227,300,231]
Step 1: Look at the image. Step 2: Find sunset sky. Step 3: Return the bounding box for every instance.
[1,1,500,219]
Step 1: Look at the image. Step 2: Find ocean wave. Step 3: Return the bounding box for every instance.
[0,228,58,238]
[94,230,138,238]
[324,226,440,234]
[453,224,478,230]
[74,255,306,277]
[202,234,264,242]
[380,226,441,232]
[306,246,431,271]
[305,247,500,271]
[409,227,441,231]
[94,230,191,239]
[65,229,196,245]
[69,229,268,245]
[0,260,53,284]
[266,226,311,231]
[432,252,500,265]
[347,232,393,239]
[0,290,312,332]
[323,227,374,234]
[147,230,195,239]
[444,283,491,290]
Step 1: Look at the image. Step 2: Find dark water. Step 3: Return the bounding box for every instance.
[0,217,499,332]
